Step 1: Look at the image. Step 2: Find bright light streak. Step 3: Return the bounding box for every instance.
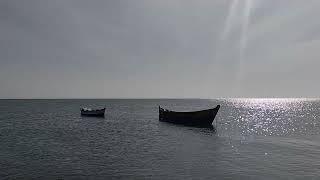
[221,0,240,41]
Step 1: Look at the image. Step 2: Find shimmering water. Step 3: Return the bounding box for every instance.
[1,99,320,179]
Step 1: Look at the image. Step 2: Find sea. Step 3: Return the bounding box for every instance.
[1,99,320,179]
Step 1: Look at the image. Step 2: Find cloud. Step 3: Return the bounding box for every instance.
[1,0,320,98]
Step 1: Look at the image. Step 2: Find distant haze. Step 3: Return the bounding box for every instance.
[1,0,320,98]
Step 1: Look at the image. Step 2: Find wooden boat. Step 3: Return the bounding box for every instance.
[159,105,220,127]
[81,108,105,117]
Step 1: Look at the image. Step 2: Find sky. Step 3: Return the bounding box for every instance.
[1,0,320,98]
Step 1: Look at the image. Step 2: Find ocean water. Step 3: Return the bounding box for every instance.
[1,99,320,179]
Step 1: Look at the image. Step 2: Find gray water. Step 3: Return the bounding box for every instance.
[1,99,320,179]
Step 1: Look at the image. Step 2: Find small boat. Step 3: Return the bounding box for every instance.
[81,107,105,117]
[159,105,220,127]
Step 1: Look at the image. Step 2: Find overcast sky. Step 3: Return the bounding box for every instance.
[1,0,320,98]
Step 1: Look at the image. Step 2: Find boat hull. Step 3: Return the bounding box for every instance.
[159,105,220,127]
[81,108,105,117]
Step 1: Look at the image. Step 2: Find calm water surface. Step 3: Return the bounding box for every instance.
[1,99,320,179]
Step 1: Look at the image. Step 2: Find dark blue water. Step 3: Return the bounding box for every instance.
[1,99,320,179]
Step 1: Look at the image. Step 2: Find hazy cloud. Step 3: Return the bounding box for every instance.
[1,0,320,98]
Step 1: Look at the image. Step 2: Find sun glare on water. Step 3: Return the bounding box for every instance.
[223,98,317,137]
[229,98,306,110]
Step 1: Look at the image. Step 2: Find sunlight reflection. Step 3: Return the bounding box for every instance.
[222,99,319,137]
[229,98,306,110]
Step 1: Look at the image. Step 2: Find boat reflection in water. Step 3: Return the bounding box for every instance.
[81,107,105,117]
[159,105,220,127]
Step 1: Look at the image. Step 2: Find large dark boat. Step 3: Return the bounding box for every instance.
[81,108,105,117]
[159,105,220,127]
